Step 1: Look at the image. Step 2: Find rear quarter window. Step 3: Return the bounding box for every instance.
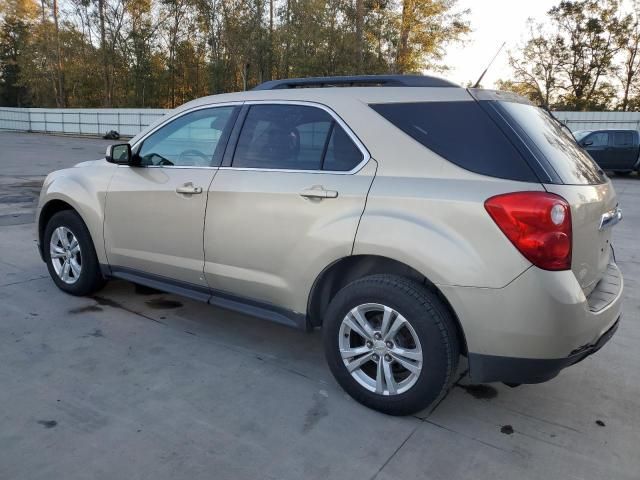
[370,101,538,182]
[497,101,606,185]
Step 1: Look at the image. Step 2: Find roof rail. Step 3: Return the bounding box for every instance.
[252,75,459,90]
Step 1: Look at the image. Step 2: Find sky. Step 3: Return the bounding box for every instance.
[439,0,564,88]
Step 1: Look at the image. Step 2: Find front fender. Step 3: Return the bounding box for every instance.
[37,163,116,264]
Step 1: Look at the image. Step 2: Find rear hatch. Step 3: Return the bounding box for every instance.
[486,95,619,294]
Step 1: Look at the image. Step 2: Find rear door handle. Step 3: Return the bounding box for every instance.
[300,186,339,199]
[176,182,203,195]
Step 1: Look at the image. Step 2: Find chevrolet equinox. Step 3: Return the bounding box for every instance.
[37,75,624,415]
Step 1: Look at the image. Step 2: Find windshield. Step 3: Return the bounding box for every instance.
[498,102,606,185]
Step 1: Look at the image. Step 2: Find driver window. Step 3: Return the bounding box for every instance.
[137,106,237,167]
[585,132,609,147]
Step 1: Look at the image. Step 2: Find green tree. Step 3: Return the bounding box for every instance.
[503,0,630,111]
[615,15,640,111]
[503,22,566,109]
[394,0,469,74]
[0,0,38,106]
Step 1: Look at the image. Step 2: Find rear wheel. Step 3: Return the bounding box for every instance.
[44,210,105,296]
[323,274,460,415]
[614,171,631,176]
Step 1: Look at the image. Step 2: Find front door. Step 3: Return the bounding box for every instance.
[104,105,239,287]
[582,131,610,168]
[203,103,376,314]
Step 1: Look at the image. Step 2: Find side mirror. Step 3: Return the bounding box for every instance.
[106,144,131,164]
[582,140,593,147]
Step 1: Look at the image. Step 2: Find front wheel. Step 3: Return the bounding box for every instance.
[323,275,460,416]
[44,210,105,296]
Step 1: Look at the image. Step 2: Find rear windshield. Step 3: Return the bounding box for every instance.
[370,101,538,182]
[497,102,606,185]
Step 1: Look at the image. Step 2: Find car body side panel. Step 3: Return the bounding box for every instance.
[353,176,543,289]
[103,166,217,286]
[36,161,116,265]
[203,160,377,314]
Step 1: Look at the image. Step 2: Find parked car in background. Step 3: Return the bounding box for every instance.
[36,75,623,415]
[578,129,640,175]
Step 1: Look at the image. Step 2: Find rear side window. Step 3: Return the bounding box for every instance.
[370,101,538,182]
[323,124,364,171]
[613,132,633,147]
[497,102,606,185]
[233,104,363,171]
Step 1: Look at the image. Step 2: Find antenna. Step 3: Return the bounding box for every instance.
[472,42,506,89]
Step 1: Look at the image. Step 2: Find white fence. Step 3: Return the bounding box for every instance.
[554,111,640,132]
[0,106,639,137]
[0,107,169,137]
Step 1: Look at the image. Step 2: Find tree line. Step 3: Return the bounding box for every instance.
[499,0,640,111]
[0,0,469,108]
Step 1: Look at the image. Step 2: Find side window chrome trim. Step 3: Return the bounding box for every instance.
[130,101,245,170]
[225,100,371,175]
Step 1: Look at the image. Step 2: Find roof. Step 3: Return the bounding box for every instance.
[252,75,459,90]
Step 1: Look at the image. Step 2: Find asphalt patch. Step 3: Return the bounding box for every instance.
[0,195,34,203]
[134,283,163,295]
[145,298,183,309]
[82,329,104,338]
[0,213,35,226]
[69,305,103,314]
[37,420,58,429]
[500,425,514,435]
[458,384,498,400]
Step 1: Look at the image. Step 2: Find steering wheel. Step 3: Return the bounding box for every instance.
[140,153,173,166]
[178,149,210,165]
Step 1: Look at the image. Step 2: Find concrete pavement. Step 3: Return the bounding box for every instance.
[0,131,638,479]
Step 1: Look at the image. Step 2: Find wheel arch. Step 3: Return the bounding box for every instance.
[307,254,468,355]
[38,199,77,259]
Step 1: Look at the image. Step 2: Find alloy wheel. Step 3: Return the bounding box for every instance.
[49,226,82,284]
[338,303,423,396]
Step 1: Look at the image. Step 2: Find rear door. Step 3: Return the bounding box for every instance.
[609,131,636,170]
[203,102,376,314]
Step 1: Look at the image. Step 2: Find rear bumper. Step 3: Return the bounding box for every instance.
[467,317,620,384]
[440,261,623,384]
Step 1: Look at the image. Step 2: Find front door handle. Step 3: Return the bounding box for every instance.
[300,186,339,199]
[176,182,203,195]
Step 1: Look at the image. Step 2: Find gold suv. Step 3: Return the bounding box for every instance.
[37,75,623,415]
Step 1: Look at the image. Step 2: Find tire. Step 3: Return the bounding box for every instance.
[44,210,105,296]
[323,274,460,416]
[614,171,631,176]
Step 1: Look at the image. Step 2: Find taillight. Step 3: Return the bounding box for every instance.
[485,192,572,271]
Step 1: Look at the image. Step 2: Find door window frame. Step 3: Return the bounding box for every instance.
[129,102,244,170]
[222,100,370,175]
[583,131,610,148]
[612,131,634,147]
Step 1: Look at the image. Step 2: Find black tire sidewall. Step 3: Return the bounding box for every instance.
[43,210,104,296]
[323,275,458,416]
